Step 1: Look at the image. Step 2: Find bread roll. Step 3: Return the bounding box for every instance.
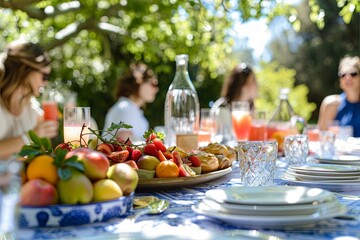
[199,143,228,156]
[215,154,231,170]
[197,151,219,173]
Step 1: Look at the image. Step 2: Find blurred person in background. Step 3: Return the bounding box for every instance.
[103,63,159,141]
[210,63,258,145]
[0,40,58,159]
[318,56,360,137]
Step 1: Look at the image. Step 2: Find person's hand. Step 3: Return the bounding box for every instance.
[33,120,59,139]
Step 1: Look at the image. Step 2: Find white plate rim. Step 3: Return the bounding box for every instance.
[200,197,338,215]
[204,185,333,205]
[289,164,360,172]
[285,170,360,181]
[192,202,346,227]
[315,155,360,162]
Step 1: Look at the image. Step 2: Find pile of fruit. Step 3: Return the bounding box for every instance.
[19,122,236,207]
[19,130,138,207]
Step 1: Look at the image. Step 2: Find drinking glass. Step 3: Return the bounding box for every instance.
[318,131,336,157]
[238,141,278,186]
[284,134,309,166]
[249,111,267,141]
[63,107,90,146]
[305,124,320,155]
[0,157,21,237]
[198,108,214,147]
[231,101,252,141]
[42,88,59,121]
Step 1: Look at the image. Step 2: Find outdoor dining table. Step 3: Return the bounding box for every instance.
[18,159,360,240]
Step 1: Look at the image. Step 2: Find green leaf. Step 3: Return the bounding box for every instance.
[28,130,41,145]
[58,168,72,181]
[40,137,52,152]
[108,122,133,131]
[64,158,84,172]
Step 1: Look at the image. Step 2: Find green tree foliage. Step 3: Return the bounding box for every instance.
[0,0,358,129]
[268,0,359,121]
[255,61,316,121]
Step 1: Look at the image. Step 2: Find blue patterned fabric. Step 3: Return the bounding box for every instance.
[18,162,360,240]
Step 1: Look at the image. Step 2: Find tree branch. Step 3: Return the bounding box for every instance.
[44,18,98,50]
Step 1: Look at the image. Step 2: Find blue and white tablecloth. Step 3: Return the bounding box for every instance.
[18,161,360,240]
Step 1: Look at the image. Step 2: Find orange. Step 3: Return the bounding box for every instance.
[26,155,58,185]
[155,161,179,178]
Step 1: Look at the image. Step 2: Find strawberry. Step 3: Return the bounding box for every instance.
[126,146,134,160]
[163,151,174,160]
[54,143,72,152]
[96,143,114,155]
[107,150,129,163]
[172,151,183,166]
[188,155,201,167]
[131,149,143,162]
[153,138,166,152]
[144,143,158,158]
[146,133,157,143]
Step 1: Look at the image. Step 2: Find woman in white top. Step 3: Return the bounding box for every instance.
[210,63,258,145]
[103,63,159,141]
[0,40,59,159]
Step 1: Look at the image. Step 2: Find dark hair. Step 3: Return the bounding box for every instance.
[115,63,156,99]
[221,63,255,108]
[0,40,50,110]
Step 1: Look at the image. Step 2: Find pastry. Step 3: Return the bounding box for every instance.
[196,151,219,173]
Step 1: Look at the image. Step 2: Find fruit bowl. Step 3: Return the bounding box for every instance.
[19,193,134,228]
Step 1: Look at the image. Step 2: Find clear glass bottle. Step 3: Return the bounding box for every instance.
[267,88,295,153]
[164,54,200,151]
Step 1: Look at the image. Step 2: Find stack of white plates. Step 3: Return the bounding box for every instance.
[192,186,346,228]
[336,137,360,156]
[281,164,360,191]
[315,155,360,166]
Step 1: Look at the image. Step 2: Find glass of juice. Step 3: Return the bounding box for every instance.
[198,108,215,146]
[249,111,267,141]
[63,107,90,146]
[42,89,58,121]
[231,101,252,141]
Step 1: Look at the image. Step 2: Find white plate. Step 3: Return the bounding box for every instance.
[280,174,360,191]
[289,167,360,176]
[285,170,360,181]
[317,159,360,166]
[289,164,360,173]
[200,197,338,216]
[316,155,360,162]
[192,202,346,228]
[137,167,232,189]
[285,170,360,183]
[204,186,333,205]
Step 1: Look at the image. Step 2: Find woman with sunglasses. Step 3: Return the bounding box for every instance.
[318,56,360,137]
[103,63,159,141]
[210,63,258,145]
[0,40,59,159]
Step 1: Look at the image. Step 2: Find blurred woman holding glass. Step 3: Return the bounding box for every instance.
[0,40,59,159]
[210,63,258,145]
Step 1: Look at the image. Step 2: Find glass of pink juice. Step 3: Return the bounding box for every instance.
[249,111,267,141]
[42,102,58,121]
[231,101,252,141]
[63,107,90,146]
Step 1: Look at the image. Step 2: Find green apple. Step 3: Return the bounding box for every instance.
[57,168,93,204]
[92,179,123,202]
[107,163,139,196]
[137,155,160,171]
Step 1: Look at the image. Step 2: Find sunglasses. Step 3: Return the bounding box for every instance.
[338,72,359,78]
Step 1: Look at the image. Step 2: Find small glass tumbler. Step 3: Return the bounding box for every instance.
[318,131,336,157]
[238,141,278,186]
[284,134,309,166]
[63,107,91,146]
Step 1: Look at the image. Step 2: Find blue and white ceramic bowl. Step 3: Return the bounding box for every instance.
[19,193,134,227]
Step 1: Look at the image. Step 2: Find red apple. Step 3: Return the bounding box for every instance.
[66,148,110,181]
[21,179,58,206]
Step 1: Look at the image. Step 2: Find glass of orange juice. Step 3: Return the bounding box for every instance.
[198,108,215,146]
[249,111,267,141]
[231,101,252,141]
[42,89,58,121]
[63,107,90,146]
